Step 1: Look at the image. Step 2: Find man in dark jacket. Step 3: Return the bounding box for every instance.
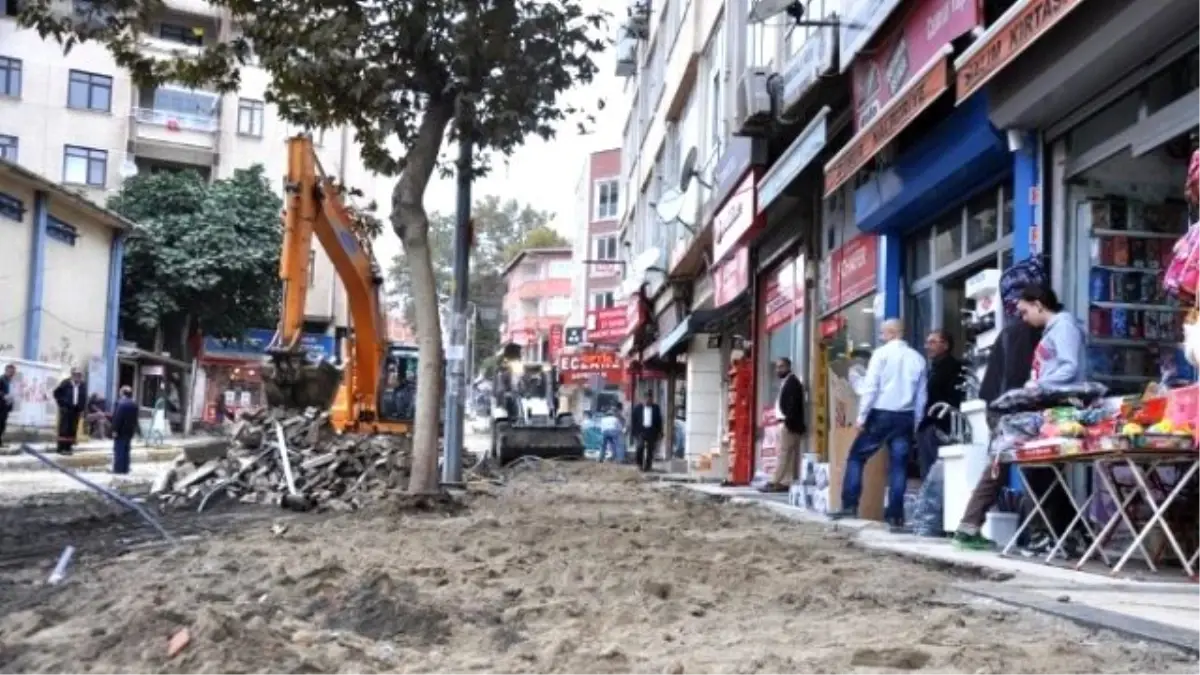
[0,363,15,447]
[110,386,140,474]
[916,330,963,479]
[629,390,663,472]
[761,357,807,492]
[53,369,87,455]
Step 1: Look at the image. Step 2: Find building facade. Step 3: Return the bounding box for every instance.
[568,148,623,338]
[500,247,573,363]
[0,157,132,431]
[0,4,379,331]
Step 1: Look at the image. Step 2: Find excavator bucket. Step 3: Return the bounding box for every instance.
[262,348,343,411]
[491,421,585,466]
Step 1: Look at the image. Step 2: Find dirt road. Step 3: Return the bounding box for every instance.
[0,462,1193,674]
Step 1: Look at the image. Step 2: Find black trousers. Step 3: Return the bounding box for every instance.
[0,407,8,444]
[636,435,659,472]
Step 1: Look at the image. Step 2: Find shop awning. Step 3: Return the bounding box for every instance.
[655,293,750,358]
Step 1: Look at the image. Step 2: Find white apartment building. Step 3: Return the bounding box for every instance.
[0,1,378,331]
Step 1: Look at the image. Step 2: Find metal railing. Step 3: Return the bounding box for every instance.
[132,107,219,133]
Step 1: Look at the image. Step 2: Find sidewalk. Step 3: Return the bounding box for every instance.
[666,482,1200,654]
[0,436,226,472]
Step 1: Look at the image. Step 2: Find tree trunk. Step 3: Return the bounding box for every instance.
[393,102,455,495]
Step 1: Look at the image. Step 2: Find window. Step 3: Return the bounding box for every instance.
[67,70,112,112]
[594,179,619,220]
[0,134,16,162]
[593,235,618,260]
[237,98,265,137]
[0,56,20,98]
[0,192,24,221]
[159,22,203,46]
[591,291,615,309]
[152,87,218,118]
[62,145,108,187]
[547,260,573,278]
[46,215,79,246]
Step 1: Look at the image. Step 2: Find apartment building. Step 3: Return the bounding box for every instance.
[500,248,573,363]
[566,148,624,347]
[0,2,377,332]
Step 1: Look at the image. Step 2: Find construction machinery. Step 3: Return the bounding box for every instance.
[262,135,419,435]
[490,343,584,465]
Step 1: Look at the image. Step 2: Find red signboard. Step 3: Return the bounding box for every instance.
[625,292,647,339]
[852,0,981,131]
[558,351,624,383]
[824,234,878,311]
[762,276,797,334]
[548,324,563,359]
[714,246,749,307]
[587,306,628,343]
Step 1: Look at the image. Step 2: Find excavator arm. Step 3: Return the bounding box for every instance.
[264,135,389,428]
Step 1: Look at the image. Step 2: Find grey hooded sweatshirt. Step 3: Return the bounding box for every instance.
[1030,312,1086,386]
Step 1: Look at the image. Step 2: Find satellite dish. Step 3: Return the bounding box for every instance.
[633,247,661,273]
[678,146,712,193]
[652,187,685,223]
[749,0,799,24]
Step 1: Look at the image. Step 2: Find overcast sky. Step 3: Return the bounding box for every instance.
[371,5,629,268]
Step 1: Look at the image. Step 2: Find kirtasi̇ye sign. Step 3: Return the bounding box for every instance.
[557,350,624,383]
[586,307,627,343]
[955,0,1087,103]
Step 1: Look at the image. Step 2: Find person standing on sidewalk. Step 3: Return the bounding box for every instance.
[829,319,926,532]
[760,357,807,493]
[630,390,663,473]
[598,406,626,463]
[110,386,140,475]
[53,368,87,456]
[916,330,963,480]
[0,363,15,448]
[954,284,1086,551]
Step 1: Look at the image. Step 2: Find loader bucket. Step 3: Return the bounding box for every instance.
[492,422,585,466]
[262,349,343,411]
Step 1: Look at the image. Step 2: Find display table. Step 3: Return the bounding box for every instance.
[1005,450,1199,577]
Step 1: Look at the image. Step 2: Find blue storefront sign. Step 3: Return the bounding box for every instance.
[202,328,336,363]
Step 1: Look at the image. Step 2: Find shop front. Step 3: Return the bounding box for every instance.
[198,328,335,424]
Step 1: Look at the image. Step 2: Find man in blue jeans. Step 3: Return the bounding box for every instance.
[829,319,927,532]
[598,407,626,463]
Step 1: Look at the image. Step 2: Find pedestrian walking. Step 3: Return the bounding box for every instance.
[829,319,926,532]
[760,357,807,493]
[916,330,963,479]
[630,390,663,472]
[0,363,15,448]
[110,386,140,475]
[598,406,626,463]
[53,368,87,455]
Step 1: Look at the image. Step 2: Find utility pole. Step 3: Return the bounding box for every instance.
[441,115,472,487]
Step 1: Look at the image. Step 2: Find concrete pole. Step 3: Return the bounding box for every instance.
[441,124,472,487]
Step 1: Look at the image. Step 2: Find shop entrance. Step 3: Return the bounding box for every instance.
[937,258,995,356]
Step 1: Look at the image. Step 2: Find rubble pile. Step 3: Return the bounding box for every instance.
[155,408,413,512]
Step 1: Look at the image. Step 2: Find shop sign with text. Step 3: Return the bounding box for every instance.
[558,351,624,383]
[824,50,951,196]
[586,307,627,343]
[955,0,1086,103]
[710,137,757,211]
[758,107,830,213]
[625,291,648,339]
[714,246,749,307]
[827,234,878,309]
[548,324,563,358]
[852,0,980,130]
[838,0,905,74]
[762,277,796,334]
[780,28,835,109]
[712,172,758,263]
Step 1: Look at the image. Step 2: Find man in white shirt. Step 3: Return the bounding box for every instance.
[829,319,926,531]
[598,406,626,463]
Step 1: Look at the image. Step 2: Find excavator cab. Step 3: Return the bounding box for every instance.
[378,343,419,421]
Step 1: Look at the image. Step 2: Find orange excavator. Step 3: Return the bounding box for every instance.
[262,134,418,435]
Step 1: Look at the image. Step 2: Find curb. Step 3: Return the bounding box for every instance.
[0,447,181,472]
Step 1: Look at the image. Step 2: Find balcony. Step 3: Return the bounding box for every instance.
[129,107,220,167]
[510,278,572,301]
[161,0,223,18]
[139,34,206,60]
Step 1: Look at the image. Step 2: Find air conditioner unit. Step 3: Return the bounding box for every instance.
[615,29,637,77]
[734,68,772,137]
[626,0,651,39]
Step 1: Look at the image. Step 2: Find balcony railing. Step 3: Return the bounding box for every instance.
[133,107,219,133]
